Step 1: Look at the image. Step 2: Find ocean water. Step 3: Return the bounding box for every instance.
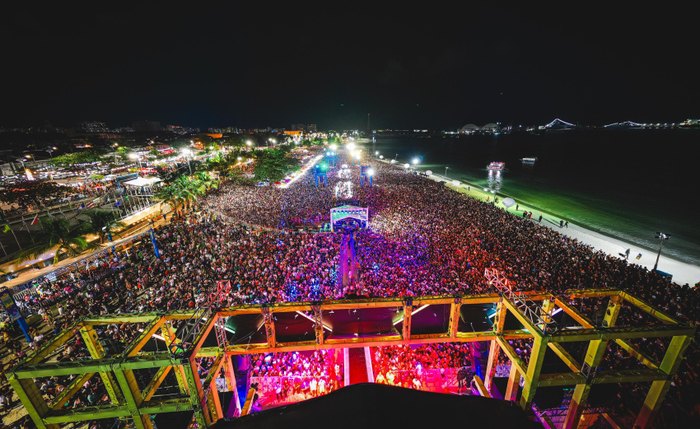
[370,130,700,265]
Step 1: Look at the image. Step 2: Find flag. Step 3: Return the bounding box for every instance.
[86,200,96,208]
[31,214,39,225]
[2,224,10,233]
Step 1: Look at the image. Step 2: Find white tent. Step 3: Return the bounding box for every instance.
[123,176,161,187]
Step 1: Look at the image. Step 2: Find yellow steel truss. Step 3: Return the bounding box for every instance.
[4,291,694,429]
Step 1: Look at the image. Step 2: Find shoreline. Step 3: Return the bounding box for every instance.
[446,172,697,264]
[378,159,700,286]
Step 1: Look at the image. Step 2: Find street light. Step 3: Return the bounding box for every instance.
[411,157,420,165]
[181,148,193,174]
[444,166,449,178]
[246,140,253,148]
[45,146,58,159]
[653,232,671,271]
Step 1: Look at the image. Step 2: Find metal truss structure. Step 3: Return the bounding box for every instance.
[6,289,694,429]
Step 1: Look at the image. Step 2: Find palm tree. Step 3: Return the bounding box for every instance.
[2,223,22,250]
[155,183,179,212]
[194,171,219,193]
[83,209,126,243]
[156,177,197,212]
[22,217,94,264]
[178,176,206,211]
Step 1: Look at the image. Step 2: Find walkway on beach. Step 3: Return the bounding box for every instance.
[425,172,700,286]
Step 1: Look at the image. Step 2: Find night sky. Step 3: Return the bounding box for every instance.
[2,4,698,129]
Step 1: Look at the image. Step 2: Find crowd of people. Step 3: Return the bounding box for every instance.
[0,179,110,220]
[1,147,699,428]
[249,349,343,408]
[371,343,473,393]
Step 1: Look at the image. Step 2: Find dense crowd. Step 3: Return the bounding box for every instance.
[371,343,473,392]
[249,349,343,407]
[2,148,699,427]
[1,180,110,219]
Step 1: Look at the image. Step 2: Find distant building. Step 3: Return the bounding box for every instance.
[166,124,190,134]
[481,123,500,133]
[291,123,306,132]
[80,121,109,133]
[307,123,317,132]
[458,123,503,135]
[132,120,161,133]
[680,118,700,127]
[459,124,480,134]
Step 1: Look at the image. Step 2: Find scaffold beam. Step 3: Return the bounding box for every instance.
[5,291,694,429]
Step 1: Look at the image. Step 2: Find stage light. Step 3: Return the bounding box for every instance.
[412,157,420,165]
[367,168,375,176]
[224,317,237,335]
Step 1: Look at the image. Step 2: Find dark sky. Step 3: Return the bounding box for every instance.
[1,4,698,129]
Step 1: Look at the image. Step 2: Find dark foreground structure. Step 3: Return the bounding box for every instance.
[212,383,539,429]
[7,286,694,429]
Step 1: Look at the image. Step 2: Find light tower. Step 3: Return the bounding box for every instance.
[653,232,670,272]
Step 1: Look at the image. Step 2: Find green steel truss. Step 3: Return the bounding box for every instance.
[6,290,694,428]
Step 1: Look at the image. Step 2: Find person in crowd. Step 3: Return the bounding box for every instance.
[2,150,697,426]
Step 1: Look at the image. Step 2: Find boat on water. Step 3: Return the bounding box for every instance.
[520,157,537,164]
[487,161,505,171]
